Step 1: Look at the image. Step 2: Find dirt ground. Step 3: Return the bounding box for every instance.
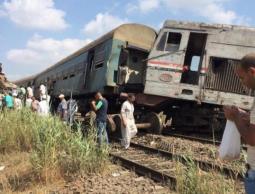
[0,152,174,194]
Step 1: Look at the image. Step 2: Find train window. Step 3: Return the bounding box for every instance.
[88,50,95,71]
[165,32,182,52]
[190,56,200,71]
[69,74,75,78]
[63,76,68,80]
[95,62,104,69]
[132,56,138,63]
[119,48,129,66]
[211,58,226,74]
[156,32,167,51]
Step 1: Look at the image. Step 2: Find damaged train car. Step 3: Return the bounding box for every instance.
[15,24,157,113]
[137,20,255,133]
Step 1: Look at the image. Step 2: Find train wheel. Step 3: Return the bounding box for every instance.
[144,112,165,134]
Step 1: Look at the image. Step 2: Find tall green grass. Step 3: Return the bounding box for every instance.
[176,158,241,194]
[0,109,109,181]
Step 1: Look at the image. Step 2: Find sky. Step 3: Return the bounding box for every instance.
[0,0,254,81]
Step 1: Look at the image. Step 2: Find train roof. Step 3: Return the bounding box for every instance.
[14,75,36,86]
[163,20,255,32]
[37,23,157,76]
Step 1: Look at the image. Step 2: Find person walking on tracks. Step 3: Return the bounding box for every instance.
[91,92,109,145]
[120,93,137,149]
[57,94,67,122]
[224,53,255,194]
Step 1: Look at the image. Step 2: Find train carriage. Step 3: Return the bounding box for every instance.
[140,20,255,133]
[15,24,157,113]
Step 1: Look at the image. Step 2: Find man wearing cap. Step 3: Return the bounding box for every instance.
[57,94,67,122]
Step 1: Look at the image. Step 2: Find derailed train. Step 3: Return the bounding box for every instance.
[15,20,255,134]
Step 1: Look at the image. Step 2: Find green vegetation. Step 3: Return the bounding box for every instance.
[0,109,109,182]
[176,158,241,194]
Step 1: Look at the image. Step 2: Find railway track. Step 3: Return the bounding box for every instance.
[162,131,222,145]
[163,131,248,151]
[110,143,177,190]
[110,138,243,190]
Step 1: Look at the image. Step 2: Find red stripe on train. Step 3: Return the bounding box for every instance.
[148,60,208,72]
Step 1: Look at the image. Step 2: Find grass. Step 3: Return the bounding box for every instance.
[176,157,242,194]
[0,108,109,192]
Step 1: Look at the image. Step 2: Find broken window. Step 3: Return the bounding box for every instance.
[165,32,182,52]
[119,48,129,66]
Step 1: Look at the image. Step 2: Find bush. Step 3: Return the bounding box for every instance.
[0,109,109,181]
[176,157,240,194]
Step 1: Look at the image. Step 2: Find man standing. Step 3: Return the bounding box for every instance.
[37,95,49,116]
[224,53,255,194]
[57,94,67,122]
[91,92,109,145]
[31,96,39,112]
[3,91,13,109]
[13,93,22,110]
[120,93,137,149]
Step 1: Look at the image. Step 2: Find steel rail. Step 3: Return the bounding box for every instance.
[129,141,244,180]
[162,131,221,145]
[163,132,247,150]
[110,137,243,180]
[110,153,176,190]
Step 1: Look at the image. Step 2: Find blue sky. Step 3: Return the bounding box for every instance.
[0,0,254,81]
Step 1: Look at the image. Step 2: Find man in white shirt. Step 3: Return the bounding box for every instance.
[37,95,49,116]
[120,93,137,149]
[224,53,255,194]
[13,93,22,110]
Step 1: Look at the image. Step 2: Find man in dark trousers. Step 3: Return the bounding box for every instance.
[224,53,255,194]
[91,92,109,145]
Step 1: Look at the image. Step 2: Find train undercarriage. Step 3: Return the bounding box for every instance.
[103,92,227,138]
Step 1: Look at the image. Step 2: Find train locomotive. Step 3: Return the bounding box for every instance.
[15,20,255,135]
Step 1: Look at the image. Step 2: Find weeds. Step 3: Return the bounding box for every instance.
[0,108,109,184]
[176,157,241,194]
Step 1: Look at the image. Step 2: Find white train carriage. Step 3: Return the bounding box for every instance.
[140,20,255,133]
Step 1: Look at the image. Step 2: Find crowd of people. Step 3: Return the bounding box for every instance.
[0,87,51,115]
[0,87,137,149]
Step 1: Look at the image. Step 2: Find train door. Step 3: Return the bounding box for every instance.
[117,46,149,92]
[181,33,207,85]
